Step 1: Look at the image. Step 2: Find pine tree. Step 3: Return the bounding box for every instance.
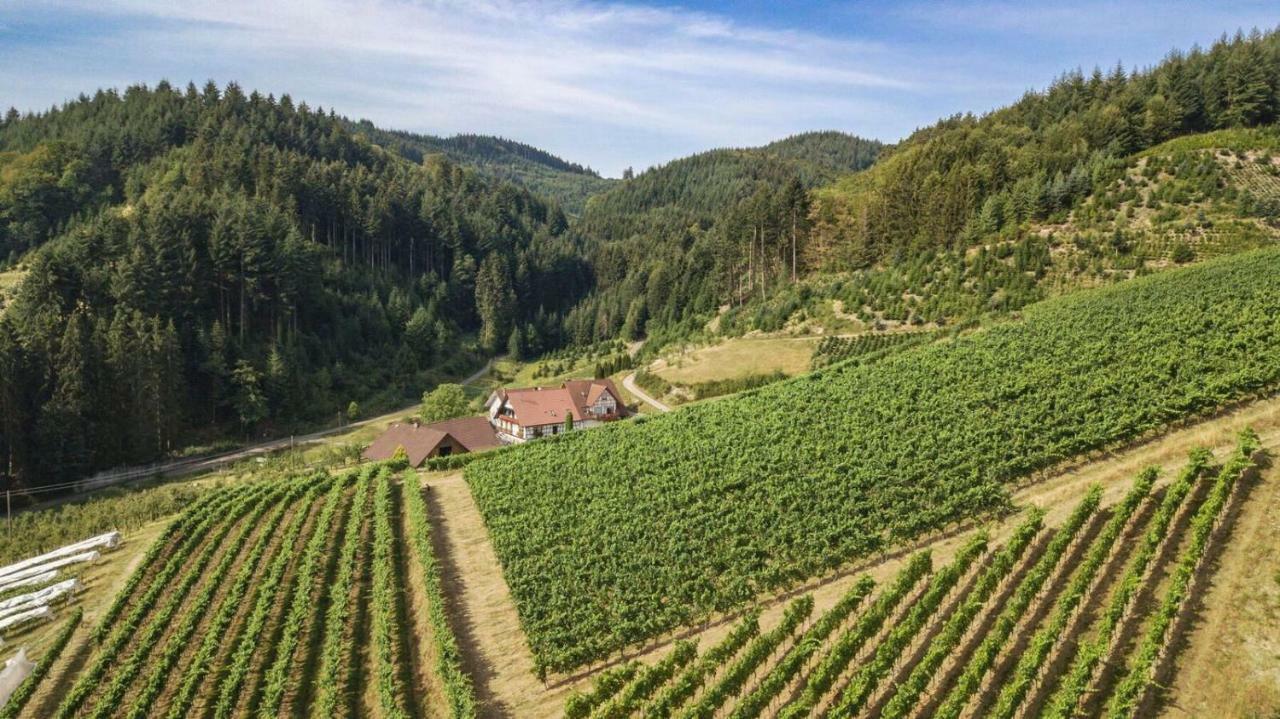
[476,254,516,354]
[230,360,267,434]
[1222,44,1274,127]
[265,344,290,419]
[507,325,525,360]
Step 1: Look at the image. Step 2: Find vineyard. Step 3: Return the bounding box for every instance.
[808,331,937,370]
[4,463,476,719]
[465,246,1280,675]
[561,435,1260,718]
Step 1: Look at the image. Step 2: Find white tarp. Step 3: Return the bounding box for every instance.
[0,580,79,618]
[0,648,35,705]
[0,606,52,635]
[0,552,99,591]
[0,571,58,596]
[0,532,120,583]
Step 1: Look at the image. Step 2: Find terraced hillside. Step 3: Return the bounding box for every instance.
[8,463,476,719]
[559,436,1260,718]
[465,246,1280,676]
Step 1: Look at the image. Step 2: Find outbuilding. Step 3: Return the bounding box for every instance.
[361,415,501,467]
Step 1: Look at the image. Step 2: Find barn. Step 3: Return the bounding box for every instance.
[361,416,501,467]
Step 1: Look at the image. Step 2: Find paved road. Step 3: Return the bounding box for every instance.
[623,372,672,413]
[61,359,495,496]
[172,358,494,473]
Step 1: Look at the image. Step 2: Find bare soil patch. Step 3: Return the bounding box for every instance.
[1159,458,1280,718]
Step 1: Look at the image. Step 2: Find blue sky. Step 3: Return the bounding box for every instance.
[1,1,1276,177]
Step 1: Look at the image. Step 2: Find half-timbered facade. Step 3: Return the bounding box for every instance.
[485,379,626,443]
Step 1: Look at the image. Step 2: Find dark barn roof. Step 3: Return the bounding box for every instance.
[362,415,500,466]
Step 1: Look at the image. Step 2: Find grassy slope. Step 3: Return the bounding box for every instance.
[465,246,1280,672]
[652,336,818,385]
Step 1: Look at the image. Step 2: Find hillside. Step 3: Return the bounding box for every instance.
[348,122,617,215]
[809,30,1280,271]
[707,125,1280,341]
[562,132,884,345]
[549,31,1280,356]
[7,12,1280,719]
[0,81,586,487]
[464,246,1280,675]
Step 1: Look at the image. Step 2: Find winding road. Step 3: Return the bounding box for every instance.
[623,372,672,413]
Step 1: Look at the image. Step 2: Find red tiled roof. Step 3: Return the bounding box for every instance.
[362,416,499,467]
[493,379,624,428]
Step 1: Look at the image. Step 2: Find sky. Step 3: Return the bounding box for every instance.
[0,1,1276,177]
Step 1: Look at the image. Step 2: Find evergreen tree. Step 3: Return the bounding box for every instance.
[507,325,525,360]
[230,360,267,434]
[476,254,516,353]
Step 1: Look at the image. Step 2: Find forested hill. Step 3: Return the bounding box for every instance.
[0,81,587,486]
[809,29,1280,270]
[558,29,1280,346]
[348,122,616,215]
[560,131,884,345]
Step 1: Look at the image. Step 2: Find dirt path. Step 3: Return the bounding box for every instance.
[424,473,574,718]
[1159,457,1280,717]
[41,360,494,505]
[20,623,92,719]
[622,372,672,412]
[399,481,446,716]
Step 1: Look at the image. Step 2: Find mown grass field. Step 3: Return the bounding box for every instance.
[652,336,819,385]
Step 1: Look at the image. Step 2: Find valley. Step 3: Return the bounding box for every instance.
[1,20,1279,719]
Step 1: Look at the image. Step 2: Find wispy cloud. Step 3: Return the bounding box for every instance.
[1,0,932,174]
[0,0,1274,175]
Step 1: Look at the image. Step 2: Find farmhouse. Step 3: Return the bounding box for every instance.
[361,415,500,467]
[486,379,626,442]
[363,378,627,466]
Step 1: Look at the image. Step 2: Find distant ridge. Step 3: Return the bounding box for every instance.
[347,121,616,214]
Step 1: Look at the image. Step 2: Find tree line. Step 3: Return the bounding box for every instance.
[563,132,884,345]
[0,81,585,486]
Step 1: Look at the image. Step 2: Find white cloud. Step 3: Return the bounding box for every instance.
[2,0,927,174]
[7,0,1269,175]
